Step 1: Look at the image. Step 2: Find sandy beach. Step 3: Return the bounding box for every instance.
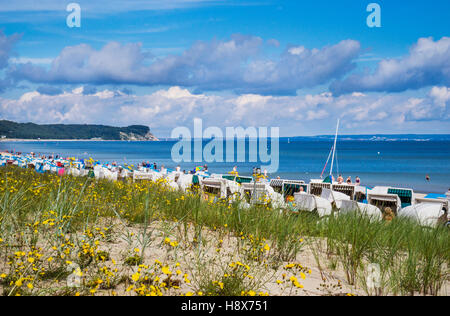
[0,163,448,297]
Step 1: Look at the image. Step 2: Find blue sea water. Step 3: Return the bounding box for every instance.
[1,140,449,194]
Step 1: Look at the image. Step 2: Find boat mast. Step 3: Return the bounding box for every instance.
[329,119,340,178]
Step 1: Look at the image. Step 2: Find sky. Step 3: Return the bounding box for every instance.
[0,0,449,137]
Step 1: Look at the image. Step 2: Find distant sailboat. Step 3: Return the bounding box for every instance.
[320,119,340,179]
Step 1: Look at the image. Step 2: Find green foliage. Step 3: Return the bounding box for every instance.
[0,166,448,296]
[0,120,151,140]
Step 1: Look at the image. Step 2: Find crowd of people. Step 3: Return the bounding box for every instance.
[138,161,210,176]
[336,174,361,185]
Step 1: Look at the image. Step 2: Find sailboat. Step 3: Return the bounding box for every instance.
[309,119,358,198]
[270,120,343,204]
[309,119,368,201]
[286,121,340,217]
[320,119,339,181]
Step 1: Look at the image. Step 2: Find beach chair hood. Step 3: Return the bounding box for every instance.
[339,200,382,221]
[176,174,194,192]
[398,202,446,228]
[321,188,350,209]
[294,193,332,217]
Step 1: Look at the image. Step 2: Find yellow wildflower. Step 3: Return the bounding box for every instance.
[132,272,140,282]
[161,266,172,275]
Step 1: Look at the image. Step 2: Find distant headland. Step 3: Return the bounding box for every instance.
[0,120,159,141]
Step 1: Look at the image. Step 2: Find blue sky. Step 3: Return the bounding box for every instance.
[0,0,449,136]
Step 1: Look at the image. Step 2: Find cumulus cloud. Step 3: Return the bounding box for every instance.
[402,86,450,121]
[1,85,448,135]
[266,39,280,47]
[429,86,450,108]
[10,35,360,95]
[10,42,152,85]
[0,30,20,92]
[239,40,360,95]
[331,37,450,95]
[0,31,20,69]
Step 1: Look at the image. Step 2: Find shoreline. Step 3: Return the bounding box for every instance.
[0,155,444,196]
[0,138,159,142]
[1,143,447,195]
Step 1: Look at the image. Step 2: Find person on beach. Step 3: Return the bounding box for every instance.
[153,162,157,170]
[355,176,361,185]
[346,176,352,184]
[118,166,125,181]
[337,174,344,184]
[204,164,208,171]
[176,165,181,172]
[426,174,430,181]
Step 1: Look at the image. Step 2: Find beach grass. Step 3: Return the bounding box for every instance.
[0,166,448,296]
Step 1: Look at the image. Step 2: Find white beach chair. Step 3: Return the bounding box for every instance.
[321,188,350,209]
[266,185,286,209]
[93,166,105,179]
[176,174,194,192]
[104,169,118,182]
[398,202,446,228]
[339,200,382,221]
[294,193,332,217]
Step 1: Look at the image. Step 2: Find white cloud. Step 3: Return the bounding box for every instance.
[0,30,21,92]
[331,37,450,95]
[18,91,40,102]
[10,35,360,95]
[266,39,280,47]
[1,85,448,136]
[306,109,328,120]
[288,46,305,55]
[429,86,450,108]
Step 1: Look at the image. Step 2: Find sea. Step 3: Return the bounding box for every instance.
[1,139,449,194]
